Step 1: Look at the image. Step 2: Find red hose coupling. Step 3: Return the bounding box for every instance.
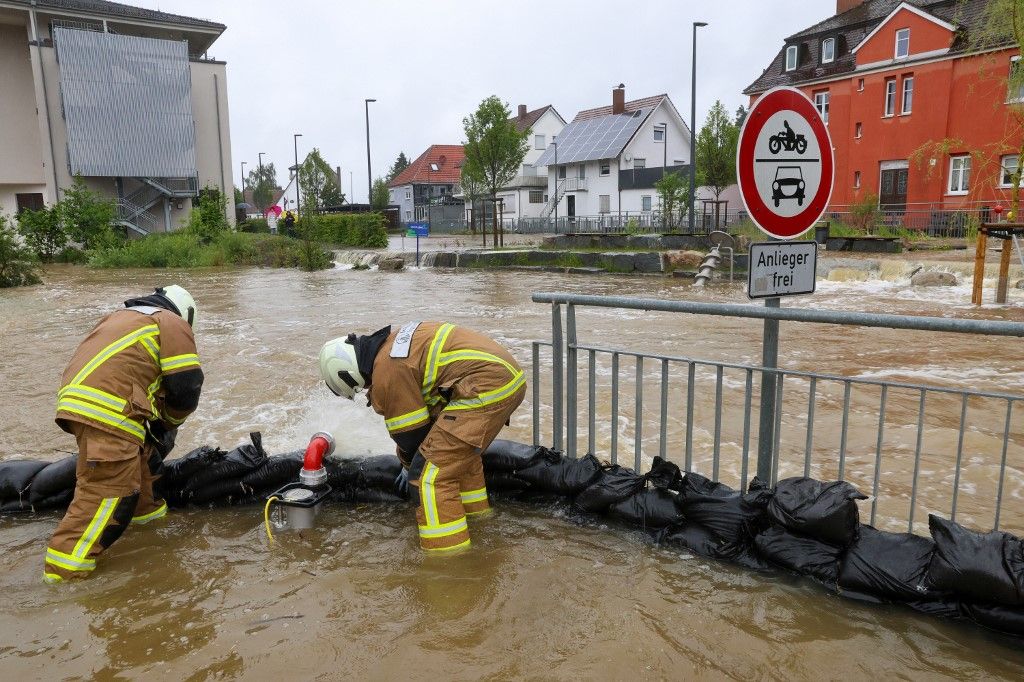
[300,431,335,487]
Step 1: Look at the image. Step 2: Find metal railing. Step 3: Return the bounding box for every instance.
[530,293,1024,536]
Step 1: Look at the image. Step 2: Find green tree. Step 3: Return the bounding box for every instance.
[460,165,486,236]
[60,176,118,250]
[186,188,229,244]
[371,177,390,211]
[462,96,529,246]
[735,105,748,128]
[387,152,410,183]
[655,171,690,229]
[0,214,41,287]
[695,100,740,202]
[17,205,66,262]
[234,185,243,205]
[299,149,344,212]
[246,162,280,212]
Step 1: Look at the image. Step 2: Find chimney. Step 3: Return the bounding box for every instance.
[612,84,625,115]
[836,0,863,13]
[518,104,527,118]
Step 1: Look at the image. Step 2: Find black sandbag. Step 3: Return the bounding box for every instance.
[353,488,407,504]
[485,471,532,494]
[963,603,1024,636]
[31,489,75,512]
[754,524,843,585]
[482,440,545,472]
[607,487,683,529]
[240,451,305,491]
[159,445,226,492]
[927,514,1024,606]
[767,477,867,547]
[838,526,938,602]
[353,455,403,489]
[28,456,78,505]
[678,473,771,545]
[647,456,684,492]
[186,478,251,506]
[658,521,724,557]
[0,460,49,502]
[183,433,267,492]
[513,451,602,496]
[575,465,647,513]
[0,498,32,513]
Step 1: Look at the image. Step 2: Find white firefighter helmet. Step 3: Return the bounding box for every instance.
[319,336,366,399]
[159,285,197,327]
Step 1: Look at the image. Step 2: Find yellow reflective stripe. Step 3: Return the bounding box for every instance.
[418,517,468,538]
[421,324,455,401]
[465,508,493,517]
[57,385,126,411]
[57,399,146,440]
[71,324,159,385]
[385,407,430,432]
[72,497,119,560]
[445,371,526,411]
[160,354,200,371]
[43,572,64,584]
[141,336,160,366]
[146,376,162,420]
[438,349,518,376]
[132,502,168,524]
[165,413,187,426]
[422,463,440,527]
[424,539,471,553]
[45,547,96,571]
[460,488,488,504]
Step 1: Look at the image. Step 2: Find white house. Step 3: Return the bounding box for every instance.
[533,86,691,223]
[496,104,566,219]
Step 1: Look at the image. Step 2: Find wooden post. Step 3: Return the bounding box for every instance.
[996,235,1013,304]
[971,226,988,306]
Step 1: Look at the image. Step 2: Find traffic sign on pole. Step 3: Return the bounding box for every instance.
[737,87,834,240]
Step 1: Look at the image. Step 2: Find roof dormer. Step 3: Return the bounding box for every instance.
[852,2,955,67]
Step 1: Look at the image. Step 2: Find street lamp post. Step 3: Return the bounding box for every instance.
[689,21,708,232]
[656,123,668,179]
[240,161,247,202]
[365,98,376,204]
[552,140,558,232]
[293,133,303,216]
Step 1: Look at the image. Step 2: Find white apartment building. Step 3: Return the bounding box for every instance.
[497,104,566,219]
[0,0,234,232]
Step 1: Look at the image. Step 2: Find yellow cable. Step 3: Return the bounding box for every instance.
[264,496,279,544]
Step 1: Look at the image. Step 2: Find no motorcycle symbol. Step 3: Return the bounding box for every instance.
[737,87,834,240]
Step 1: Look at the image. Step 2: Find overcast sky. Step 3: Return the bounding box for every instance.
[140,0,836,202]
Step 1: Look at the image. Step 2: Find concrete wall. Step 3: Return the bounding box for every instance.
[0,21,48,216]
[190,60,234,227]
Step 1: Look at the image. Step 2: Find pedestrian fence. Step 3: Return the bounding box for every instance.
[529,293,1024,537]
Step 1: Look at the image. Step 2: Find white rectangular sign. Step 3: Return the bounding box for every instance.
[747,241,817,299]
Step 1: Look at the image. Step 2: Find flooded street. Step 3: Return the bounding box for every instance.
[2,263,1024,679]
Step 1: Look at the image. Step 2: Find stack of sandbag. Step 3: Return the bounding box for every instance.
[753,478,866,586]
[0,460,58,512]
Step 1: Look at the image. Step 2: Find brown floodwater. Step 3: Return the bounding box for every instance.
[1,262,1024,679]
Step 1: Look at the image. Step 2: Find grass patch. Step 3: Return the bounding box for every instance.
[89,231,332,271]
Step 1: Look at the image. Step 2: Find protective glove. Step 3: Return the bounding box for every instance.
[145,421,178,460]
[394,468,409,497]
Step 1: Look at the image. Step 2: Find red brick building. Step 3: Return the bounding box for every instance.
[745,0,1023,225]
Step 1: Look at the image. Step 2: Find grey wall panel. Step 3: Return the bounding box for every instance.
[54,27,197,178]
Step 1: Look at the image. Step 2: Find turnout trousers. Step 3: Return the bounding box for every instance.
[43,423,167,583]
[410,385,525,552]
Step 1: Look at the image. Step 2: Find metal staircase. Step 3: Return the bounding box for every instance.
[115,177,198,235]
[541,178,586,217]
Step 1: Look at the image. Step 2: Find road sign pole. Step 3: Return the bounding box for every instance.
[416,234,420,267]
[757,296,780,483]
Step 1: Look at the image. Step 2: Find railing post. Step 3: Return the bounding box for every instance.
[551,302,564,453]
[757,297,781,482]
[566,304,578,459]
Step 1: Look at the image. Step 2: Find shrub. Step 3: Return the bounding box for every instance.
[17,205,66,262]
[239,218,270,233]
[849,193,882,234]
[61,177,120,250]
[185,188,230,244]
[0,214,41,287]
[90,232,332,270]
[311,213,388,248]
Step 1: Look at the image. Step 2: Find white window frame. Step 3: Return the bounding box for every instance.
[405,210,412,220]
[600,161,610,176]
[854,171,861,189]
[901,76,914,114]
[1009,56,1024,103]
[634,158,646,169]
[785,45,798,71]
[405,189,411,200]
[822,37,835,64]
[534,134,545,150]
[599,195,611,214]
[1000,155,1023,188]
[947,155,971,195]
[895,28,910,59]
[813,90,830,124]
[529,190,544,203]
[641,195,652,212]
[855,122,863,138]
[653,127,665,142]
[884,78,897,117]
[429,163,439,171]
[857,78,865,92]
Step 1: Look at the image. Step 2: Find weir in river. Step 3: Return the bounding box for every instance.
[1,264,1023,678]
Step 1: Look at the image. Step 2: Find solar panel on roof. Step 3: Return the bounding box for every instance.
[535,108,652,166]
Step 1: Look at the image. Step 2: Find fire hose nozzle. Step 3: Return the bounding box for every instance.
[300,431,335,488]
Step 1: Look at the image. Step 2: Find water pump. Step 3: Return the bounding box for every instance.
[265,432,335,535]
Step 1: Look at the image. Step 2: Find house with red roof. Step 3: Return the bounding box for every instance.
[745,0,1023,230]
[388,145,466,225]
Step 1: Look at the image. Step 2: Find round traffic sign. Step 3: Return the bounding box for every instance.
[737,87,834,240]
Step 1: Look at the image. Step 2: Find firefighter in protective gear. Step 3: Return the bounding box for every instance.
[44,286,204,583]
[319,322,525,552]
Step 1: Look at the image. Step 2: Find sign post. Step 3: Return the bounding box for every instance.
[736,87,834,482]
[406,222,429,267]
